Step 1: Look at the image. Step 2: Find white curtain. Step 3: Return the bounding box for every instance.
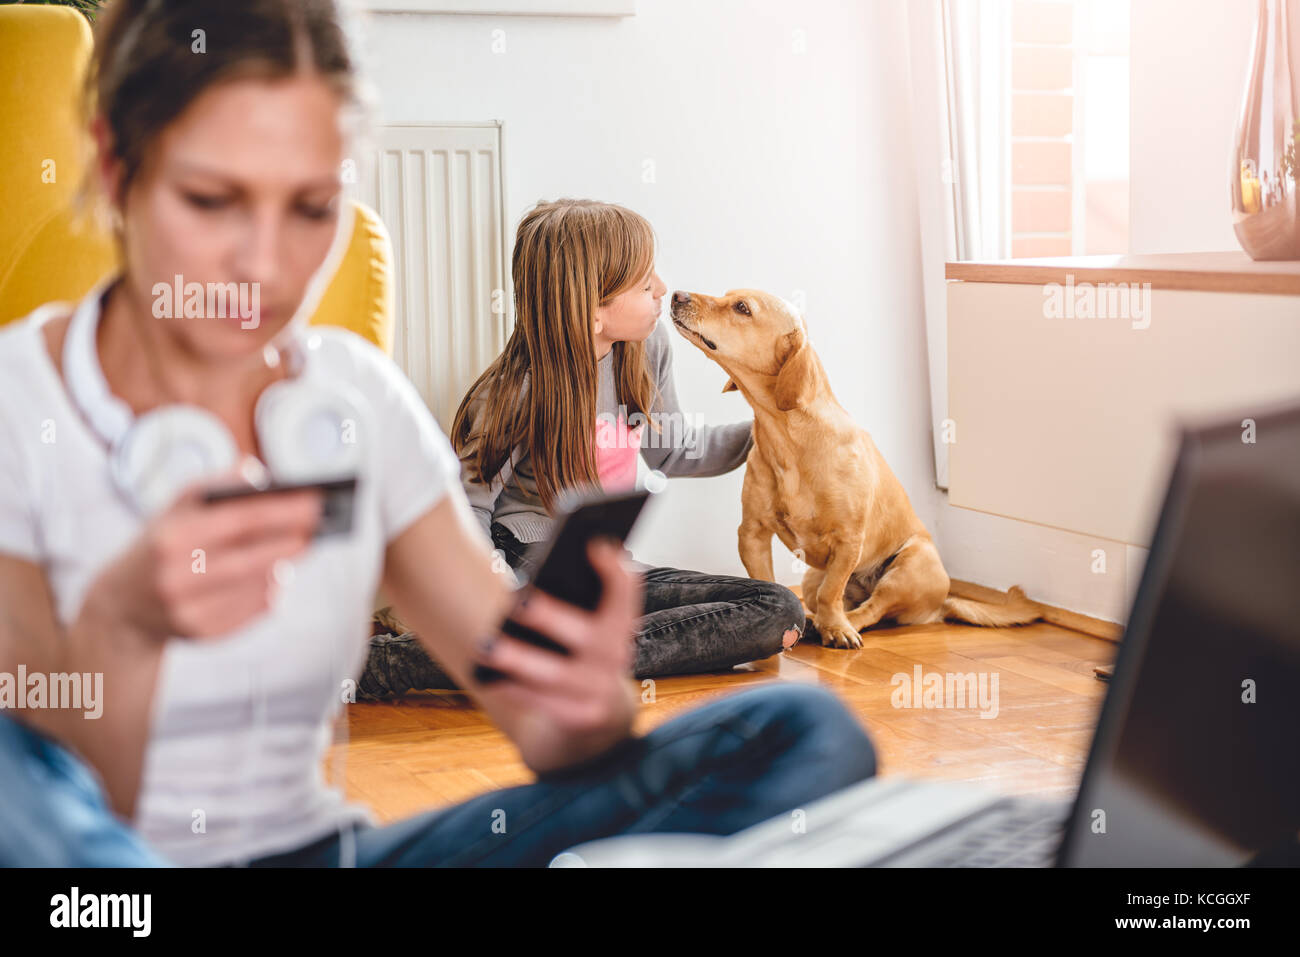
[906,0,1011,489]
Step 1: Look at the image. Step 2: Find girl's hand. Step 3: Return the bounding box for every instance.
[469,538,643,772]
[83,468,322,646]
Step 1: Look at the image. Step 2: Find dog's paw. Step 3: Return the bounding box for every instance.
[815,618,863,650]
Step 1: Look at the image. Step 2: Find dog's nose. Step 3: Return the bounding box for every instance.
[672,291,691,305]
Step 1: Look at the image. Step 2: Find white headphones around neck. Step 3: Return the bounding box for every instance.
[62,279,368,516]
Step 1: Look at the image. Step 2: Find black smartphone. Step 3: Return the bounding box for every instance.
[473,488,651,684]
[201,476,358,539]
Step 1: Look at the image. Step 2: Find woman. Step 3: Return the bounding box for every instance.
[0,0,875,867]
[361,200,807,699]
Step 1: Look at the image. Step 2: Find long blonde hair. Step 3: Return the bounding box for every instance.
[451,199,660,512]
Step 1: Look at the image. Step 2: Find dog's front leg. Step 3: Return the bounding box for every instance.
[738,520,776,582]
[813,544,865,650]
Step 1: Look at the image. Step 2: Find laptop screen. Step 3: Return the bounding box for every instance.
[1059,404,1300,866]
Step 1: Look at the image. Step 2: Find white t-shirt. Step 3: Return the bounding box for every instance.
[0,288,463,866]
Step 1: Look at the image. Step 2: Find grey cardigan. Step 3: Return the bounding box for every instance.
[459,317,755,544]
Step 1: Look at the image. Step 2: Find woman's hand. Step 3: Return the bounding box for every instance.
[468,538,642,773]
[382,495,645,776]
[82,470,322,647]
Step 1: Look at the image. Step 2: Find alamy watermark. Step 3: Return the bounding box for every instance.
[0,667,103,719]
[50,887,150,937]
[891,665,999,719]
[1042,273,1152,330]
[152,274,261,329]
[596,405,708,459]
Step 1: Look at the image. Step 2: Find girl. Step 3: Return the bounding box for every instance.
[0,0,874,867]
[361,200,807,698]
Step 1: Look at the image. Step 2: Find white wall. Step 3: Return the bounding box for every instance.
[360,0,941,582]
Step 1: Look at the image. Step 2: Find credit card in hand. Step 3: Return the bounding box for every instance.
[201,476,358,539]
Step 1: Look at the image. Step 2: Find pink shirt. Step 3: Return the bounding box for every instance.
[594,415,643,491]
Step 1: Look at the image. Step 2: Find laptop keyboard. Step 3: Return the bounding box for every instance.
[876,799,1070,868]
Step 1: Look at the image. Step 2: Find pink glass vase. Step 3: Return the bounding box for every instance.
[1231,0,1300,260]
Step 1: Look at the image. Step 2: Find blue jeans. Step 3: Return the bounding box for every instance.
[247,683,877,867]
[0,712,167,867]
[0,682,875,867]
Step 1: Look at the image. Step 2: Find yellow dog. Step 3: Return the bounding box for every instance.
[670,288,1041,648]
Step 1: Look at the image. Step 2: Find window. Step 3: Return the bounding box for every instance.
[1009,0,1130,256]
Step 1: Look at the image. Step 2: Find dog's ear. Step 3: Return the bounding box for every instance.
[722,377,738,393]
[774,328,817,412]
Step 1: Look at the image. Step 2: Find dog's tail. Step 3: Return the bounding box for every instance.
[940,586,1042,627]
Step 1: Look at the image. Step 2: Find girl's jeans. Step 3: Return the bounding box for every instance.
[360,522,808,697]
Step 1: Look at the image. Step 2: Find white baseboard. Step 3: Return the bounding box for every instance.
[933,499,1147,625]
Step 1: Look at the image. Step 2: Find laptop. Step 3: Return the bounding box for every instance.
[554,402,1300,867]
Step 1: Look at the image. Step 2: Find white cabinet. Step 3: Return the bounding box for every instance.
[947,253,1300,546]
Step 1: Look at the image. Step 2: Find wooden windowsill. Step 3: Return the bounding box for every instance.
[945,251,1300,296]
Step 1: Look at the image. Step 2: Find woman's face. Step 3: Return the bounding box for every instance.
[594,267,667,346]
[109,73,346,360]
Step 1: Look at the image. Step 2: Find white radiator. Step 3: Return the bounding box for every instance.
[359,123,511,430]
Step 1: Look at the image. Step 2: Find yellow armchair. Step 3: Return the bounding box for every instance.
[0,4,394,353]
[307,202,396,355]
